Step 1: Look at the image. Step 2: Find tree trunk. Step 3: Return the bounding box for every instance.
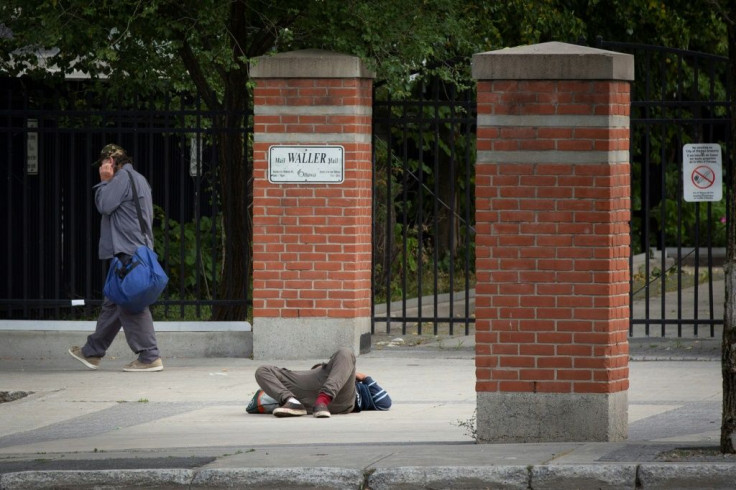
[724,263,736,452]
[721,0,736,454]
[211,76,252,321]
[436,150,458,258]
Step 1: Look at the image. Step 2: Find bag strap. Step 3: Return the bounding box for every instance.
[125,170,152,244]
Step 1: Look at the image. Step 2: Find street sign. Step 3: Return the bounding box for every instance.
[683,143,722,202]
[268,145,344,183]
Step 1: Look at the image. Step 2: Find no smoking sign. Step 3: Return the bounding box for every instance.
[683,143,722,202]
[691,166,715,189]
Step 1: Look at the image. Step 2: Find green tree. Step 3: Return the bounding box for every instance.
[0,0,488,319]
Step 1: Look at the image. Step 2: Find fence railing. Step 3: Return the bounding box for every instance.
[0,78,250,320]
[3,40,730,337]
[371,79,476,336]
[595,38,731,338]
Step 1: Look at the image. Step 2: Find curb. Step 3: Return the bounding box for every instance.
[3,463,736,489]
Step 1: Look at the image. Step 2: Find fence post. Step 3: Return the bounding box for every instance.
[472,42,634,441]
[249,50,375,360]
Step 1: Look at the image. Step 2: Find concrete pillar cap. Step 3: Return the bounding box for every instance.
[250,49,375,79]
[472,41,634,81]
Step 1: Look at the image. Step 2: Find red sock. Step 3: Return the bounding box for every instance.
[316,392,332,406]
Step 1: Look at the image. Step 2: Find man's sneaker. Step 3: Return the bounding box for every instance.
[123,358,164,372]
[313,403,331,418]
[68,346,100,370]
[273,401,307,417]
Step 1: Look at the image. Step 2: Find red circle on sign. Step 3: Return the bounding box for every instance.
[691,166,715,189]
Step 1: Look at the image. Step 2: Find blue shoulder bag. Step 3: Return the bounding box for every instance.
[103,171,168,313]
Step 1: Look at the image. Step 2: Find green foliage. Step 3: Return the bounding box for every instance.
[153,205,222,299]
[650,192,728,249]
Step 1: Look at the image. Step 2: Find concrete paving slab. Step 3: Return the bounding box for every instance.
[0,337,733,489]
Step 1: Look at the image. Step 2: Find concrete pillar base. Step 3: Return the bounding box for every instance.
[253,317,371,360]
[476,391,628,443]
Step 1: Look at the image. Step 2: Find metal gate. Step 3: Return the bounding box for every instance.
[371,79,476,336]
[594,39,732,338]
[371,41,732,339]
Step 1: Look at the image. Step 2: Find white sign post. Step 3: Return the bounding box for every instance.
[189,135,202,177]
[268,145,344,183]
[683,143,722,202]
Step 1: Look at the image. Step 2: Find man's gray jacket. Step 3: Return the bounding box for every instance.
[94,164,154,259]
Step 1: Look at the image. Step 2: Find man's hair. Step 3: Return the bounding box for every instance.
[112,153,134,167]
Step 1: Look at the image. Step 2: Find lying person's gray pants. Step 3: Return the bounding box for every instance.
[255,347,356,414]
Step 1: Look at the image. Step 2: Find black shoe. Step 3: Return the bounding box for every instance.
[313,403,331,418]
[273,400,307,417]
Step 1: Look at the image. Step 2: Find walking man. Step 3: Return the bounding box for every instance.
[68,144,163,372]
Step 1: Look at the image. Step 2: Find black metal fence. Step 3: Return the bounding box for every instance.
[3,41,731,337]
[370,41,732,339]
[594,39,732,337]
[371,79,476,336]
[0,78,250,320]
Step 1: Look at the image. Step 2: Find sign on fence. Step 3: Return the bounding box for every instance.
[683,143,722,202]
[26,119,38,175]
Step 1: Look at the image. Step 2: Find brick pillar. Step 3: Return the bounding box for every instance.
[472,42,634,442]
[250,50,374,360]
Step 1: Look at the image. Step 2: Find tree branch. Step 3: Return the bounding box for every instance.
[246,8,304,59]
[177,38,219,111]
[708,0,734,26]
[227,0,249,72]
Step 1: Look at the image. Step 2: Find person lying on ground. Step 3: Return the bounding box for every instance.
[252,347,391,418]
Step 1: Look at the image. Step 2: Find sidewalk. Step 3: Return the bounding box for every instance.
[1,336,734,489]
